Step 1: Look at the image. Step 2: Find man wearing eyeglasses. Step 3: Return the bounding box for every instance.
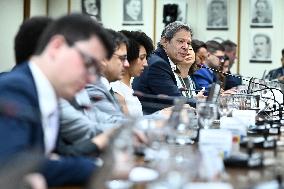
[192,40,225,94]
[84,29,130,125]
[0,14,113,187]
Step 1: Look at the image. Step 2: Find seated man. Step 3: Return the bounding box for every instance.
[133,21,196,114]
[192,40,225,95]
[0,14,113,187]
[266,49,284,81]
[56,29,130,156]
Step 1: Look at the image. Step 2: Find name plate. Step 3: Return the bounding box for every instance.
[232,110,256,127]
[220,117,247,136]
[199,129,232,158]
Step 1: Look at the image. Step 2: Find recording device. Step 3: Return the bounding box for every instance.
[206,82,221,103]
[240,136,277,149]
[224,140,264,168]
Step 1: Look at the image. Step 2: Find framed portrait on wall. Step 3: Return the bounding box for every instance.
[250,0,273,28]
[163,0,188,24]
[81,0,101,22]
[206,0,228,30]
[250,31,272,63]
[123,0,143,25]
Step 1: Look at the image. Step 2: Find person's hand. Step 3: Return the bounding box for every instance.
[221,88,237,96]
[196,87,206,99]
[278,76,284,82]
[91,128,116,150]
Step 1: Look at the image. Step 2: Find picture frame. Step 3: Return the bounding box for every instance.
[250,31,272,63]
[163,0,188,24]
[206,0,228,30]
[122,0,143,26]
[250,0,273,28]
[81,0,101,22]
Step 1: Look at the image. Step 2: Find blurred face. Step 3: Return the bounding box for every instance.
[211,2,224,19]
[225,48,237,66]
[164,29,191,63]
[128,45,148,77]
[254,36,268,57]
[52,36,106,100]
[222,60,230,73]
[126,0,141,20]
[104,43,129,82]
[180,45,195,67]
[196,47,208,65]
[84,0,98,16]
[207,50,225,69]
[281,57,284,67]
[255,1,267,17]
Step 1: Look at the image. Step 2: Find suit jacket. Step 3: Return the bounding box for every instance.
[265,67,284,81]
[224,71,242,90]
[0,63,96,187]
[86,79,126,125]
[132,47,196,114]
[191,66,217,95]
[57,87,122,156]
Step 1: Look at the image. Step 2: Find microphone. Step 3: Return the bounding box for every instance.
[133,91,196,114]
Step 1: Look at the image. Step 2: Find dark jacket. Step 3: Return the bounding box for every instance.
[133,47,196,114]
[0,63,96,187]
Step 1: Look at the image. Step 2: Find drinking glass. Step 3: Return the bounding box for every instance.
[197,101,217,129]
[218,96,234,117]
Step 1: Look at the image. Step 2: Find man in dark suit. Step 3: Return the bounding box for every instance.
[192,40,224,94]
[221,40,242,90]
[0,14,114,187]
[266,49,284,81]
[132,21,195,114]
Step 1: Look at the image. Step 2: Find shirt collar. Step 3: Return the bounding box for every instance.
[28,62,58,117]
[168,57,177,73]
[100,76,111,91]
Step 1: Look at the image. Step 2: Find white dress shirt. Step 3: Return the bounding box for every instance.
[29,62,59,155]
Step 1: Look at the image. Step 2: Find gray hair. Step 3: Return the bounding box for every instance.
[160,21,192,41]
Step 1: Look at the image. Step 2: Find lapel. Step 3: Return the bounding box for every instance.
[14,63,45,151]
[154,47,177,85]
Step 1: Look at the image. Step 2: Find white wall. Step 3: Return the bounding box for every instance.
[0,0,23,72]
[30,0,47,16]
[48,0,68,18]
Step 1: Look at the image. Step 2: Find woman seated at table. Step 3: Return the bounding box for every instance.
[174,45,205,99]
[111,30,154,117]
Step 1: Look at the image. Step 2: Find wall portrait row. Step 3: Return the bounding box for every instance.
[206,0,273,30]
[81,0,144,25]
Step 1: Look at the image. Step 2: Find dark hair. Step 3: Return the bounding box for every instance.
[221,40,237,53]
[282,49,284,57]
[105,29,128,51]
[158,21,192,48]
[191,39,207,53]
[206,40,225,54]
[120,30,154,63]
[35,13,114,59]
[14,16,53,65]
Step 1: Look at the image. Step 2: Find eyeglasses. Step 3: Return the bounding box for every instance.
[73,47,100,76]
[113,53,128,63]
[213,54,225,63]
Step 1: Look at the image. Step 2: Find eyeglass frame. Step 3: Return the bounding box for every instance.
[73,46,101,76]
[113,53,128,63]
[212,54,225,63]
